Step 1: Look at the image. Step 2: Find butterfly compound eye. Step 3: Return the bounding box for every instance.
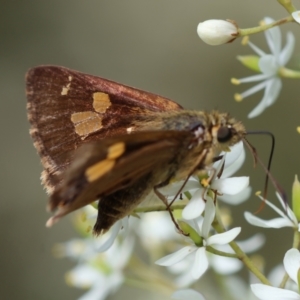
[217,126,232,143]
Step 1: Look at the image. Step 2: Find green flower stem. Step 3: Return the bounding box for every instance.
[279,273,290,290]
[279,67,300,79]
[238,15,294,37]
[206,246,238,258]
[293,229,300,249]
[213,209,271,285]
[277,0,297,14]
[133,204,186,213]
[279,229,300,288]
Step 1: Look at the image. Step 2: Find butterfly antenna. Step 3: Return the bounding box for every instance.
[243,131,287,211]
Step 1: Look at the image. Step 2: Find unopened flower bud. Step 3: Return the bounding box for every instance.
[292,11,300,24]
[292,175,300,220]
[197,19,238,46]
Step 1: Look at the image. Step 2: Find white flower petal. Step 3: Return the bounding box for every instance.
[284,248,300,285]
[172,289,206,300]
[269,264,285,286]
[155,246,196,266]
[240,80,269,100]
[264,77,282,107]
[237,233,265,253]
[280,32,295,65]
[222,141,243,166]
[256,193,298,228]
[251,283,300,300]
[192,247,209,278]
[248,41,266,57]
[244,212,294,228]
[248,99,267,118]
[78,285,108,300]
[237,73,271,84]
[285,208,298,226]
[68,264,102,287]
[160,178,200,196]
[113,236,135,269]
[259,55,279,75]
[168,257,198,287]
[264,17,281,60]
[210,255,242,275]
[97,219,122,252]
[247,78,282,118]
[257,194,287,219]
[221,143,245,177]
[274,192,298,225]
[139,212,179,245]
[207,227,241,246]
[225,147,245,175]
[193,216,204,233]
[211,176,249,195]
[182,189,205,220]
[78,273,123,300]
[202,198,215,238]
[292,11,300,24]
[174,271,197,289]
[219,186,252,205]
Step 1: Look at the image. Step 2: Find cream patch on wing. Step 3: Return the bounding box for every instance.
[71,111,103,139]
[93,92,111,113]
[61,76,72,95]
[70,92,112,139]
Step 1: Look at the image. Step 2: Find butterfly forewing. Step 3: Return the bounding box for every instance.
[26,66,182,193]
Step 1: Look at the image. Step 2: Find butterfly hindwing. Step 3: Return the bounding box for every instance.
[47,130,193,228]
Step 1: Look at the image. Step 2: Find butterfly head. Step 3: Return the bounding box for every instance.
[210,111,246,151]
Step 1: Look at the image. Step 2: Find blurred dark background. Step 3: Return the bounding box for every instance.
[1,0,300,299]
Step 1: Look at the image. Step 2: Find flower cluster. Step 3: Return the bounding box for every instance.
[52,6,300,300]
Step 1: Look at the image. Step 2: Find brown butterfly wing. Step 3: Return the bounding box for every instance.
[47,130,193,227]
[26,66,183,193]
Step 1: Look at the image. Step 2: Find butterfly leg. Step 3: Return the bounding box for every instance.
[200,159,225,204]
[154,184,188,236]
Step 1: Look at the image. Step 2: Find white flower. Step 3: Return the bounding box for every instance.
[244,192,299,230]
[96,217,129,252]
[66,236,134,300]
[155,198,241,280]
[251,248,300,300]
[172,289,206,300]
[210,233,265,275]
[292,11,300,24]
[233,17,295,118]
[161,141,250,220]
[166,233,264,288]
[137,212,180,248]
[197,19,238,45]
[67,264,123,300]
